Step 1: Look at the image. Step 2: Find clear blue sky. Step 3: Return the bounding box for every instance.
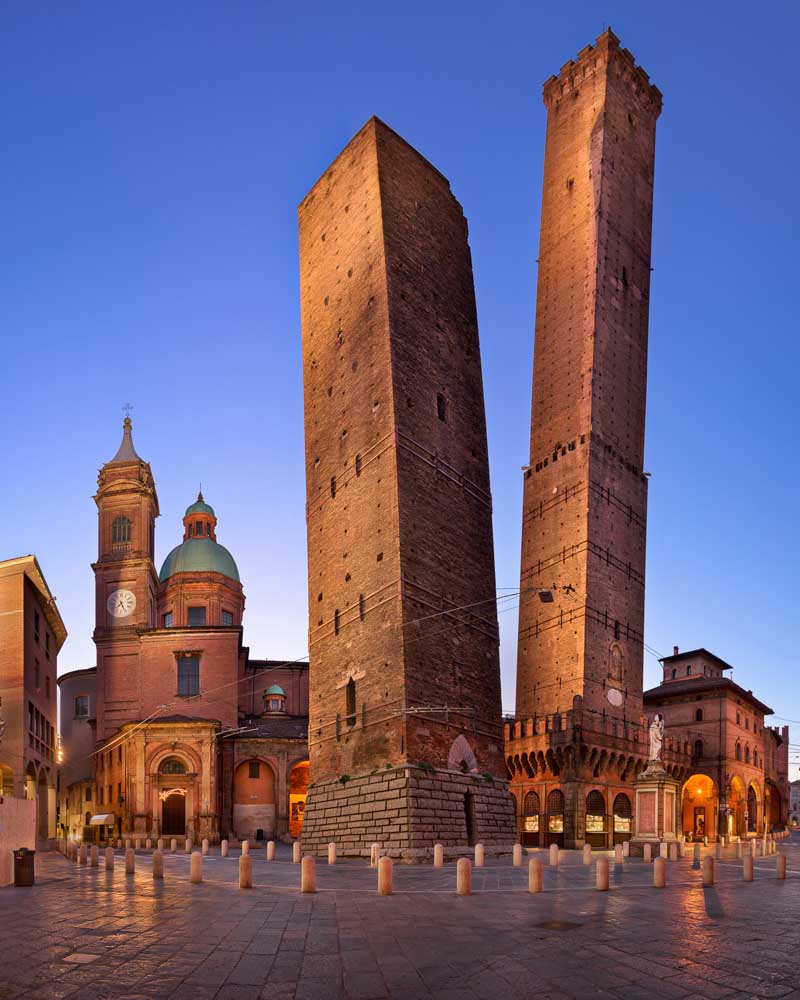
[1,2,798,777]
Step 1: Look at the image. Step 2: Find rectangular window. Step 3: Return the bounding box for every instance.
[177,656,200,697]
[117,782,122,801]
[163,612,174,628]
[248,761,260,779]
[34,610,40,641]
[74,695,89,718]
[221,610,233,626]
[85,786,92,802]
[45,676,50,698]
[187,607,206,627]
[34,660,40,688]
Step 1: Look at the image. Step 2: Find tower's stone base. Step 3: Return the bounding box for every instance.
[300,765,516,862]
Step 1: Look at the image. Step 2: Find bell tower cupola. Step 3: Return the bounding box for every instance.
[182,492,217,541]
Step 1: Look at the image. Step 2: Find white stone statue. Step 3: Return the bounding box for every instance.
[649,713,664,762]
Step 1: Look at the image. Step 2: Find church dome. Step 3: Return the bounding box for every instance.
[184,494,215,517]
[159,538,240,583]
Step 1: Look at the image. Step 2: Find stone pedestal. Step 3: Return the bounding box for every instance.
[629,765,679,857]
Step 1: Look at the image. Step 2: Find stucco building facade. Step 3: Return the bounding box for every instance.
[0,555,67,845]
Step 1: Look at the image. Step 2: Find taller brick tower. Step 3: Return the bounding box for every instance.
[299,118,514,859]
[506,32,679,849]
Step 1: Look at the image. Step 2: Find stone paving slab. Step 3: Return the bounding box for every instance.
[0,835,798,999]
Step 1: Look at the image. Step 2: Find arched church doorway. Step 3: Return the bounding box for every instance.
[288,760,309,838]
[682,774,718,841]
[161,791,186,836]
[233,759,275,841]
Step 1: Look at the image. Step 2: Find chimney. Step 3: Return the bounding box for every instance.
[673,646,679,656]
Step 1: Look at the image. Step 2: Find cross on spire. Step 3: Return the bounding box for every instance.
[122,402,134,419]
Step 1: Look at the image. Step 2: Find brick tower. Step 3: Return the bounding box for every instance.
[506,32,682,849]
[299,118,514,860]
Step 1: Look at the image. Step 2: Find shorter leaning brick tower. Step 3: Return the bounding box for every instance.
[298,118,515,860]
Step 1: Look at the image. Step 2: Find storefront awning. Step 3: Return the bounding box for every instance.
[89,813,115,825]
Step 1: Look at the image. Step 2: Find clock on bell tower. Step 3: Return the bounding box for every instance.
[92,416,159,635]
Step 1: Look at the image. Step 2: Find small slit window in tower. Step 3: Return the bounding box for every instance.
[330,476,336,498]
[345,678,356,727]
[437,393,447,422]
[695,708,703,722]
[359,593,366,621]
[355,454,362,477]
[334,609,340,635]
[614,620,621,640]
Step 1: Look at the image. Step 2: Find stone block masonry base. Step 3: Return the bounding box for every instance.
[300,765,516,862]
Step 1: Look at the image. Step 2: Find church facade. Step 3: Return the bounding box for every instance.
[62,418,310,844]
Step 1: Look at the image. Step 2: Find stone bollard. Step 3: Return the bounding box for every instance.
[659,842,668,859]
[583,844,592,865]
[293,841,301,864]
[643,844,652,864]
[433,843,444,868]
[145,839,152,850]
[678,840,686,859]
[512,844,522,867]
[241,840,249,856]
[117,839,123,849]
[370,843,380,868]
[549,843,559,867]
[267,841,276,861]
[456,857,471,896]
[157,838,164,851]
[614,843,623,865]
[90,845,99,867]
[702,856,714,887]
[715,842,722,861]
[105,847,114,870]
[528,858,543,893]
[377,856,393,896]
[669,842,679,862]
[474,844,485,868]
[202,838,209,855]
[301,855,316,894]
[79,844,87,865]
[750,839,757,858]
[328,842,337,865]
[190,851,203,884]
[653,857,666,888]
[153,850,164,880]
[125,839,132,850]
[622,840,630,858]
[221,840,228,857]
[134,838,141,851]
[170,838,176,853]
[703,836,708,846]
[692,843,701,870]
[240,854,253,889]
[184,838,192,854]
[743,856,754,882]
[125,848,135,875]
[735,841,743,859]
[596,858,609,891]
[777,854,786,880]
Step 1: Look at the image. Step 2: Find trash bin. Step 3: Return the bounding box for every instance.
[13,848,35,887]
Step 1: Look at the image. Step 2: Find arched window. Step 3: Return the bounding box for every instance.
[736,742,742,761]
[613,793,632,833]
[744,745,751,764]
[695,708,703,722]
[546,789,564,833]
[694,739,704,758]
[524,791,540,815]
[687,665,692,675]
[671,668,676,679]
[736,711,741,725]
[112,516,131,544]
[753,750,758,767]
[159,756,187,775]
[586,790,605,833]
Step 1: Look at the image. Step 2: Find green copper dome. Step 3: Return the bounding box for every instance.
[185,492,216,518]
[159,538,240,583]
[265,684,285,696]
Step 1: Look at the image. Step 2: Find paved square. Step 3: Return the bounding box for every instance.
[1,838,799,999]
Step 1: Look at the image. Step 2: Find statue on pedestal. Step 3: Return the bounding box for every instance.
[648,713,664,765]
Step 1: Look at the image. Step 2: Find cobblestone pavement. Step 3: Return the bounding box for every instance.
[1,835,799,1000]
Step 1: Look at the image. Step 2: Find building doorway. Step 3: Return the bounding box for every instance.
[289,760,309,838]
[546,789,565,847]
[522,790,540,847]
[747,785,758,834]
[613,793,632,845]
[585,790,606,849]
[161,792,186,835]
[681,774,718,840]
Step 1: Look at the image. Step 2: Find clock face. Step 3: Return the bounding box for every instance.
[107,589,136,619]
[607,688,623,707]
